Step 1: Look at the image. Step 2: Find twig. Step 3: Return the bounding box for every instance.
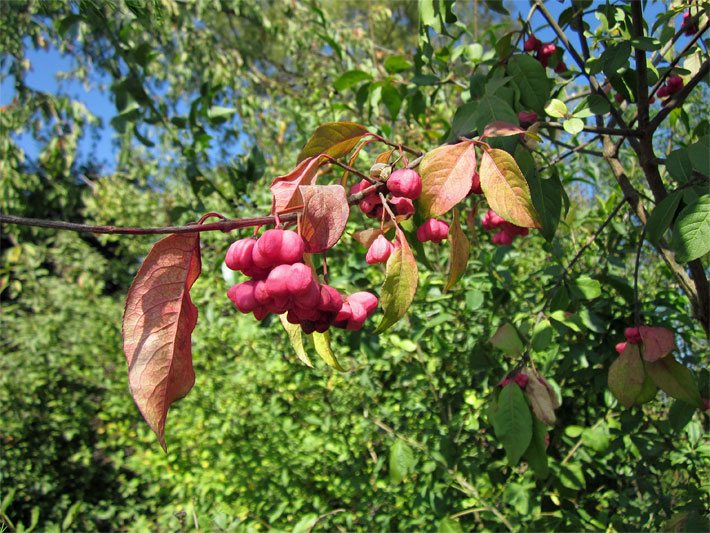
[543,122,641,137]
[306,509,346,533]
[631,2,650,131]
[633,227,647,327]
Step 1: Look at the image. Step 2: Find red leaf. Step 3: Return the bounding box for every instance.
[123,232,201,450]
[419,141,477,217]
[639,326,676,362]
[270,156,323,215]
[299,184,350,253]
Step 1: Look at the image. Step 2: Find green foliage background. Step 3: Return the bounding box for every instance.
[1,0,708,531]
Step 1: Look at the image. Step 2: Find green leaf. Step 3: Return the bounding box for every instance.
[646,356,703,408]
[602,41,631,76]
[563,118,584,135]
[647,190,682,245]
[333,70,372,92]
[558,463,586,490]
[665,148,694,182]
[489,323,523,355]
[437,518,464,533]
[384,55,413,73]
[687,136,710,176]
[389,440,416,483]
[298,122,370,162]
[531,319,553,352]
[377,228,418,332]
[206,106,237,122]
[545,98,568,119]
[607,344,645,408]
[279,314,313,368]
[503,482,530,514]
[491,384,533,465]
[479,149,542,228]
[444,208,470,292]
[507,54,552,115]
[381,83,402,119]
[525,159,562,241]
[672,194,710,262]
[571,275,601,300]
[523,418,549,479]
[312,331,345,372]
[449,95,517,140]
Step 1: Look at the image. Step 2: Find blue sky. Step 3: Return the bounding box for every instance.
[0,1,676,174]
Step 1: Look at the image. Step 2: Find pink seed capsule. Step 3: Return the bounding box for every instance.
[492,230,514,246]
[279,230,305,264]
[481,209,506,230]
[417,218,449,243]
[524,35,541,52]
[624,327,641,344]
[349,179,370,196]
[319,285,343,313]
[227,281,258,313]
[348,291,379,316]
[518,111,538,128]
[389,196,415,217]
[286,263,314,295]
[265,264,292,297]
[615,342,628,354]
[386,169,422,200]
[366,235,394,265]
[469,171,483,195]
[225,238,257,272]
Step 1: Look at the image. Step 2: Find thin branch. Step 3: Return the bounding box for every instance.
[631,2,650,131]
[540,134,602,170]
[538,132,604,157]
[633,227,647,327]
[543,122,641,137]
[649,60,710,131]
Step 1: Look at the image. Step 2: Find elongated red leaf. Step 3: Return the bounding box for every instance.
[299,184,350,253]
[298,121,370,162]
[271,156,323,215]
[445,208,470,292]
[479,148,542,228]
[419,141,477,217]
[482,121,525,138]
[123,232,201,450]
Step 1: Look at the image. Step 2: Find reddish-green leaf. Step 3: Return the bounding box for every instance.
[376,227,418,332]
[491,384,533,465]
[639,325,676,362]
[270,156,322,215]
[299,184,350,253]
[444,208,470,292]
[490,323,523,355]
[646,356,703,408]
[607,344,645,408]
[297,121,370,162]
[479,148,542,228]
[482,120,525,138]
[123,232,201,450]
[419,141,477,217]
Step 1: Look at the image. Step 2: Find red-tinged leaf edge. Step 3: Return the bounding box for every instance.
[299,184,350,253]
[418,141,477,217]
[123,230,203,450]
[270,156,323,215]
[639,325,676,362]
[482,120,525,138]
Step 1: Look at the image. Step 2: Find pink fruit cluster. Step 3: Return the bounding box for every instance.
[518,111,538,129]
[681,12,698,36]
[500,373,529,389]
[614,326,641,353]
[225,229,378,333]
[524,35,566,72]
[481,209,529,245]
[350,168,420,220]
[657,75,684,106]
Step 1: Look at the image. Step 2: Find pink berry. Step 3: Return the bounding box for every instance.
[292,281,321,308]
[265,295,290,315]
[253,280,271,305]
[624,327,641,344]
[481,209,506,230]
[253,229,285,269]
[349,179,370,196]
[389,196,415,217]
[682,12,698,35]
[387,169,422,200]
[524,35,542,52]
[225,238,256,272]
[366,235,394,265]
[518,111,538,128]
[280,230,306,264]
[253,306,269,321]
[536,43,556,67]
[348,291,379,316]
[492,230,514,246]
[666,75,683,93]
[227,281,258,313]
[513,374,529,389]
[286,263,314,295]
[265,264,292,297]
[469,171,483,195]
[615,341,628,354]
[417,218,449,243]
[555,60,567,73]
[319,285,343,313]
[359,194,382,215]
